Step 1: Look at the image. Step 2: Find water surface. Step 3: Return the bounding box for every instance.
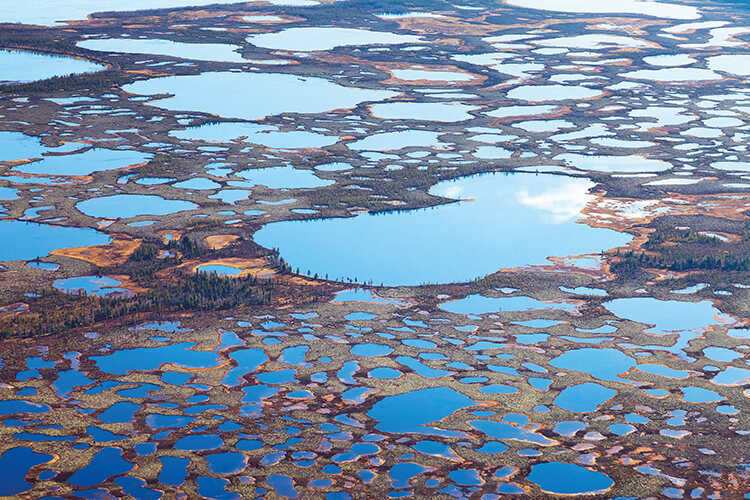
[77,195,197,218]
[0,221,111,262]
[0,49,104,84]
[15,148,150,176]
[123,72,396,121]
[247,27,422,51]
[1,1,265,25]
[254,173,630,285]
[79,38,247,63]
[503,0,700,19]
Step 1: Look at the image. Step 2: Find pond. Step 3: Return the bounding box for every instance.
[234,166,333,189]
[556,153,671,173]
[76,194,197,219]
[254,173,631,285]
[0,221,111,262]
[0,131,47,161]
[171,123,337,149]
[603,297,734,358]
[527,462,613,495]
[247,27,423,52]
[440,294,577,315]
[367,387,476,436]
[503,0,700,19]
[0,0,269,25]
[54,276,131,297]
[391,68,475,82]
[602,297,733,334]
[0,49,104,84]
[196,264,243,276]
[369,102,479,122]
[622,67,721,82]
[78,38,248,63]
[0,447,54,496]
[507,84,603,102]
[123,72,396,121]
[347,130,446,151]
[14,148,150,176]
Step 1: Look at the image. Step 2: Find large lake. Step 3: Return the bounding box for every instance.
[254,173,632,285]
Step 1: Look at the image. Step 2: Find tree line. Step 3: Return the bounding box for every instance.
[0,272,273,338]
[611,250,750,275]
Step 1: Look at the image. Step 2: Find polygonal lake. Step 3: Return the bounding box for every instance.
[254,173,632,285]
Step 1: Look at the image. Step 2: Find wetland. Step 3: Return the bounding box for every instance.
[1,0,750,497]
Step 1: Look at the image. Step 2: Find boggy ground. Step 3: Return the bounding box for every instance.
[2,0,750,497]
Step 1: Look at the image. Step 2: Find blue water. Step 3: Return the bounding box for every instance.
[197,476,240,500]
[173,177,221,190]
[98,401,141,424]
[91,342,221,375]
[26,261,59,270]
[206,452,246,474]
[79,38,248,63]
[76,194,197,218]
[123,72,396,121]
[14,148,150,176]
[235,166,333,189]
[468,418,556,446]
[175,433,223,451]
[68,447,134,487]
[255,173,631,285]
[348,130,444,151]
[603,297,731,334]
[172,122,337,149]
[222,348,269,386]
[267,474,298,499]
[367,387,475,436]
[527,462,613,495]
[0,186,18,200]
[549,348,635,383]
[115,476,162,500]
[197,264,243,276]
[0,49,103,84]
[0,0,244,25]
[350,343,393,357]
[441,294,577,315]
[0,131,47,161]
[332,288,409,305]
[553,383,616,413]
[146,414,195,430]
[0,221,111,262]
[0,447,54,496]
[158,456,189,486]
[53,275,129,297]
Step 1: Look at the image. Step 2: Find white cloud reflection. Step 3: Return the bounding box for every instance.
[516,181,595,223]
